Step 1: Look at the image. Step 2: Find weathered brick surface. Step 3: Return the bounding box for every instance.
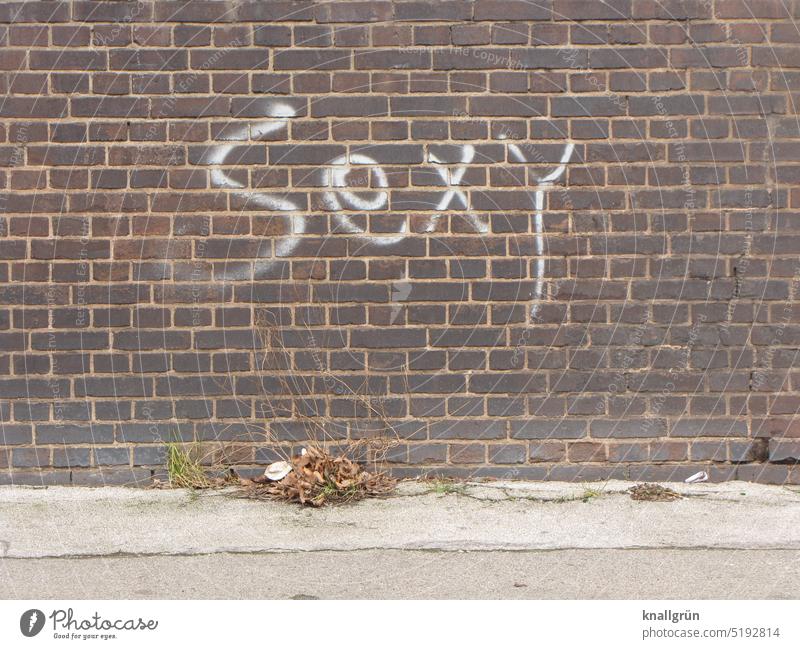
[1,0,800,486]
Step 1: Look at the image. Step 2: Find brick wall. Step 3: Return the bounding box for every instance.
[1,0,800,486]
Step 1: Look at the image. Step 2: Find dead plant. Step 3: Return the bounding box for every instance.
[235,312,404,505]
[253,313,403,456]
[629,483,682,502]
[241,445,395,507]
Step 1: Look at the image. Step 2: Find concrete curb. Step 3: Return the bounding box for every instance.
[1,480,799,559]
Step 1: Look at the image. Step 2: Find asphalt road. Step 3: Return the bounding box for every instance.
[3,549,799,599]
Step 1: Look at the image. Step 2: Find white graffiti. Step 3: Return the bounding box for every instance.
[508,140,574,318]
[207,101,572,318]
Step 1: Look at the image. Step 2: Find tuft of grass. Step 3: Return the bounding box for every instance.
[167,443,210,489]
[318,481,339,502]
[310,478,362,506]
[581,488,602,503]
[427,479,467,496]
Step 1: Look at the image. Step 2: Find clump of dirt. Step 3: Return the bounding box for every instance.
[629,483,682,502]
[240,446,395,507]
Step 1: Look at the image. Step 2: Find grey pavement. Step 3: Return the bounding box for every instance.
[1,480,799,598]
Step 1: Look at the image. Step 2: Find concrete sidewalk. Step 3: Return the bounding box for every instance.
[1,480,799,598]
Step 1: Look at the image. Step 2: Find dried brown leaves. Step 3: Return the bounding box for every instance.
[628,483,682,502]
[240,446,396,507]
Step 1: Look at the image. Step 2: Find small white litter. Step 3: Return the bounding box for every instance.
[684,471,709,484]
[264,461,292,481]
